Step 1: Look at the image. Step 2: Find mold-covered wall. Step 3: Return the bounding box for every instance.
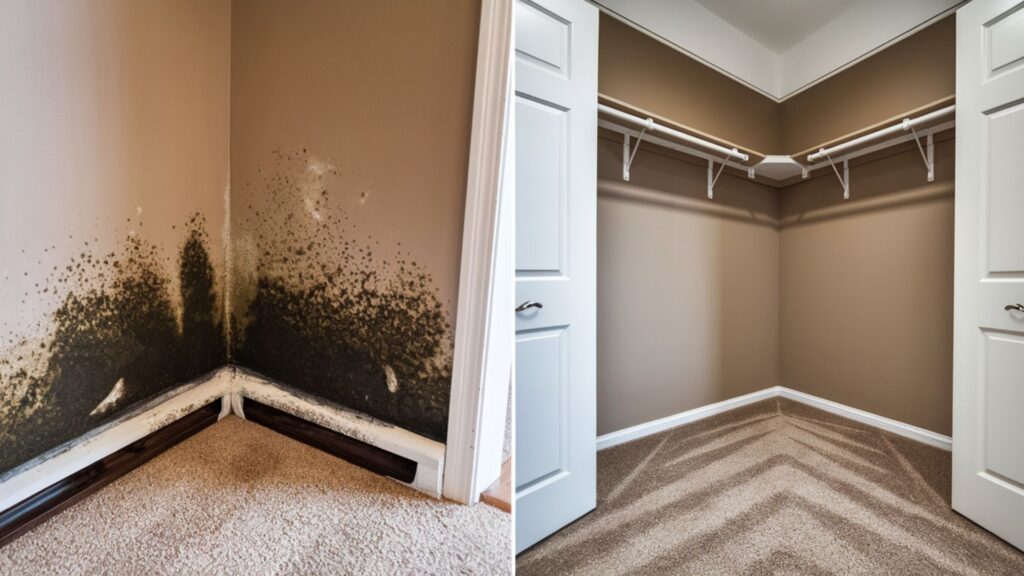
[0,0,231,476]
[229,1,481,441]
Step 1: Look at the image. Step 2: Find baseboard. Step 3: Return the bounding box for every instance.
[776,386,952,451]
[0,370,232,514]
[596,387,778,450]
[596,385,952,452]
[0,401,221,548]
[229,368,446,497]
[242,399,418,483]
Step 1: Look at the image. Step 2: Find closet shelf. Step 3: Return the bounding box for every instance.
[598,94,956,201]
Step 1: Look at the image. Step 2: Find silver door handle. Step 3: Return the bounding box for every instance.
[516,301,544,312]
[1006,303,1024,313]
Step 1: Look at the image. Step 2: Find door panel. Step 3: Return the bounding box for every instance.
[516,96,566,273]
[514,0,597,554]
[516,328,567,488]
[982,331,1024,486]
[953,0,1024,552]
[986,100,1024,272]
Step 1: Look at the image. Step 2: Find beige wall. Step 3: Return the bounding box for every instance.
[779,139,955,435]
[228,0,480,440]
[598,14,780,155]
[0,0,231,474]
[596,134,780,436]
[780,16,955,156]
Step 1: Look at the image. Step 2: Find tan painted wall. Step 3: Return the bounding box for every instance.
[780,16,955,155]
[598,14,781,155]
[596,134,780,436]
[779,139,955,435]
[0,0,230,474]
[228,0,480,439]
[230,0,478,329]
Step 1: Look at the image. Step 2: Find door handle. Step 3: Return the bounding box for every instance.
[1006,303,1024,313]
[516,301,544,312]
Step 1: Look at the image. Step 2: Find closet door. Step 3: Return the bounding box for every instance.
[514,0,598,554]
[953,0,1024,552]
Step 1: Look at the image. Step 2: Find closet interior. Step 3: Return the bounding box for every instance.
[593,12,956,442]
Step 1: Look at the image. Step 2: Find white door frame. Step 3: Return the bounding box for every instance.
[444,0,515,505]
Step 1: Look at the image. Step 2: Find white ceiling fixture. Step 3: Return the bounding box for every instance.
[594,0,962,101]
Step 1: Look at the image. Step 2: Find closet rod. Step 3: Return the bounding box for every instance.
[598,104,750,162]
[807,105,955,162]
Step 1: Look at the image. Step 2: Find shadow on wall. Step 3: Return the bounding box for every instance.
[0,215,225,476]
[230,150,454,441]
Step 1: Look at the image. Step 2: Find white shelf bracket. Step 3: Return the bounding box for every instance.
[707,157,727,199]
[621,118,654,182]
[747,166,755,179]
[908,126,935,183]
[824,151,850,200]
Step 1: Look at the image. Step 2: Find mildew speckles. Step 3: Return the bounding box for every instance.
[232,149,453,441]
[0,214,226,475]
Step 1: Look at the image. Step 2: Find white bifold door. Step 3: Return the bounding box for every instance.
[514,0,598,554]
[953,0,1024,552]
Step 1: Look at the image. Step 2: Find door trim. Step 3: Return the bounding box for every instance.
[443,0,515,505]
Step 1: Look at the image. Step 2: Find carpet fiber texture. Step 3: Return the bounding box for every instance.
[0,416,511,575]
[517,398,1024,575]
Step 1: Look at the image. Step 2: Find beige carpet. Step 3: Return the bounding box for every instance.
[0,416,511,575]
[518,398,1024,575]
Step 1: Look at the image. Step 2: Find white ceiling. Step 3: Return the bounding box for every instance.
[594,0,961,101]
[693,0,854,53]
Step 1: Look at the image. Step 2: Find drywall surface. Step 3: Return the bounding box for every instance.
[598,13,781,154]
[780,16,955,155]
[779,139,955,435]
[0,0,231,476]
[596,134,780,436]
[228,0,480,441]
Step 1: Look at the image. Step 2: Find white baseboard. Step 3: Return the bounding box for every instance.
[596,387,778,450]
[776,386,952,451]
[0,367,448,513]
[0,369,232,513]
[231,369,446,497]
[596,385,952,452]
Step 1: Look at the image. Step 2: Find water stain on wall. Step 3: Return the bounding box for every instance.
[0,215,226,476]
[231,150,453,441]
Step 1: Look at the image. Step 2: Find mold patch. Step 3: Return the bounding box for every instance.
[231,150,453,441]
[0,215,226,476]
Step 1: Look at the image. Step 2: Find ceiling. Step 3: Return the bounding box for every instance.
[593,0,961,101]
[692,0,854,53]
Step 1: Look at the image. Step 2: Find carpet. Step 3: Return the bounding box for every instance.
[0,416,511,575]
[517,398,1024,575]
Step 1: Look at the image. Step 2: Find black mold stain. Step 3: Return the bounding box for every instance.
[232,150,453,441]
[0,215,226,476]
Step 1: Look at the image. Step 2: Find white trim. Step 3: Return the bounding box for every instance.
[596,386,952,452]
[776,387,952,451]
[596,387,778,450]
[1,366,456,513]
[443,0,514,505]
[232,370,446,497]
[0,370,232,513]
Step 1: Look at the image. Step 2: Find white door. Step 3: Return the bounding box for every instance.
[514,0,598,554]
[953,0,1024,552]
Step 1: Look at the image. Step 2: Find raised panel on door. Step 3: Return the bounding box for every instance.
[982,331,1024,486]
[516,0,570,77]
[516,95,566,273]
[516,328,567,489]
[986,100,1024,272]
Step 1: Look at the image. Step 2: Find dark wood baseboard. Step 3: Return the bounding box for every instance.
[242,400,418,484]
[0,401,221,548]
